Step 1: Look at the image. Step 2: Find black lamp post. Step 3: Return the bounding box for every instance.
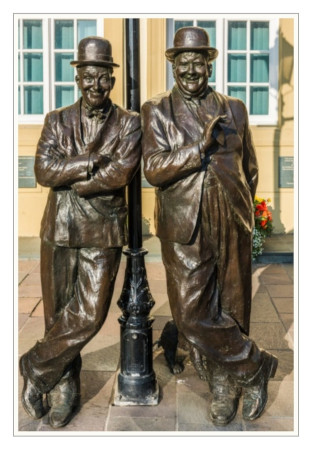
[114,18,159,406]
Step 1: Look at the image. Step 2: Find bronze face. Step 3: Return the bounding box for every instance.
[76,65,115,109]
[173,52,209,97]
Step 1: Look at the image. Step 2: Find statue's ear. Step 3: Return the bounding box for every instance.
[208,63,213,78]
[172,64,176,80]
[110,76,116,90]
[75,75,80,87]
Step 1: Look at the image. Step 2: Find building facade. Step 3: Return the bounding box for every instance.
[17,15,295,237]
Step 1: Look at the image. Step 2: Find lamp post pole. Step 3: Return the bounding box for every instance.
[114,18,159,406]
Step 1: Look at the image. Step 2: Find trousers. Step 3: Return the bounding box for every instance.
[160,173,263,385]
[22,241,122,393]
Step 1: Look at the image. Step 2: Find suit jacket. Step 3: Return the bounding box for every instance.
[35,99,141,248]
[141,86,258,244]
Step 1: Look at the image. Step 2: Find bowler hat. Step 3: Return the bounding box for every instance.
[165,26,218,62]
[70,36,120,68]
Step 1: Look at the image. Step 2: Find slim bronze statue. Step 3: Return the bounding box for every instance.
[19,36,141,428]
[141,26,278,425]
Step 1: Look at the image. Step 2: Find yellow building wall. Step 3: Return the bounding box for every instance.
[18,17,294,237]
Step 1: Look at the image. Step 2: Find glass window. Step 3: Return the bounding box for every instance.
[78,20,97,43]
[23,20,42,49]
[227,20,270,116]
[18,16,101,121]
[55,20,74,49]
[53,19,97,109]
[18,19,44,115]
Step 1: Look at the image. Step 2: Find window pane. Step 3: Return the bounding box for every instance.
[23,53,43,81]
[250,87,269,114]
[174,20,193,32]
[250,55,269,82]
[251,22,269,50]
[55,20,74,49]
[197,21,216,47]
[209,60,216,83]
[228,21,246,50]
[18,86,21,114]
[24,86,43,114]
[55,53,74,81]
[78,20,97,43]
[228,54,246,82]
[18,54,20,82]
[23,20,42,49]
[55,86,74,108]
[228,86,246,104]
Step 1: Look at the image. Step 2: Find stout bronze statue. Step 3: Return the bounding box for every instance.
[19,37,141,428]
[142,27,278,425]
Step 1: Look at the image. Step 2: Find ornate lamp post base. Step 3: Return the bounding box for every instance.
[113,248,159,405]
[114,371,159,406]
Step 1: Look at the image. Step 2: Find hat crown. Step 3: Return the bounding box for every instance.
[165,26,218,63]
[71,36,119,67]
[78,37,113,63]
[174,26,210,49]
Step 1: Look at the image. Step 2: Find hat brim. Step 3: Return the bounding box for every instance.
[70,60,120,68]
[165,47,218,63]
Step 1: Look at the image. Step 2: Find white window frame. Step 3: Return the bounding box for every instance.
[167,16,279,126]
[17,17,49,124]
[16,15,104,125]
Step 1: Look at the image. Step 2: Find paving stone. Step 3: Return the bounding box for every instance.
[264,380,294,418]
[256,264,289,274]
[249,322,290,350]
[280,314,294,333]
[31,300,44,317]
[178,420,244,432]
[173,363,210,395]
[283,264,294,281]
[106,416,176,432]
[243,417,294,432]
[266,284,293,298]
[18,260,40,274]
[81,338,120,371]
[148,279,168,295]
[21,272,41,286]
[18,283,42,299]
[260,273,292,285]
[153,299,172,316]
[18,297,41,315]
[80,370,115,406]
[146,262,167,281]
[250,294,280,322]
[18,314,29,331]
[59,403,108,432]
[18,316,45,355]
[177,390,210,425]
[18,272,28,284]
[272,350,294,381]
[272,297,294,314]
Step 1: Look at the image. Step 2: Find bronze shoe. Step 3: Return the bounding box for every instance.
[19,356,45,419]
[47,375,80,428]
[209,369,241,426]
[242,350,278,421]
